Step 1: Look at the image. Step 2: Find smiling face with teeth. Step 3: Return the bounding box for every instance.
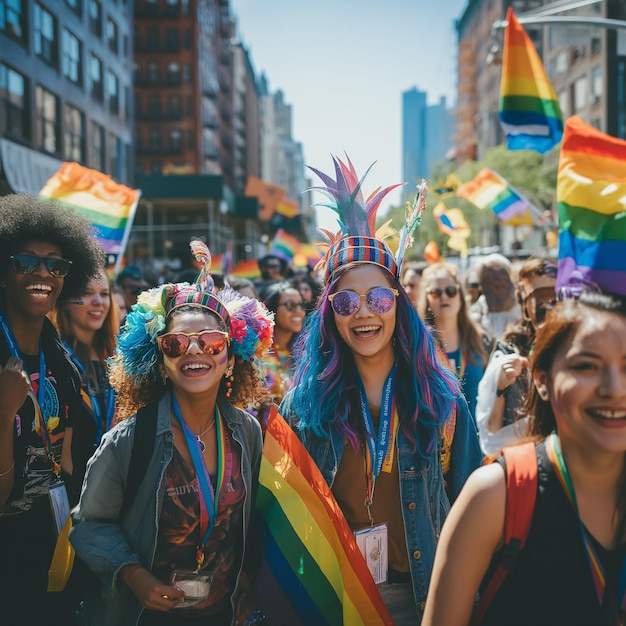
[535,309,626,457]
[5,240,66,321]
[332,264,397,370]
[160,309,234,402]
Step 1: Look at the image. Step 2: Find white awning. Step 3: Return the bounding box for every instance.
[0,138,62,196]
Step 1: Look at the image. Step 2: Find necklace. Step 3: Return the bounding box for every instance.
[195,419,216,452]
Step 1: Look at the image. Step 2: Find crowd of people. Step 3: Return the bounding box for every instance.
[0,150,624,626]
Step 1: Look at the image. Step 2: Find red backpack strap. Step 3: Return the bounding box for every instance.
[471,442,538,626]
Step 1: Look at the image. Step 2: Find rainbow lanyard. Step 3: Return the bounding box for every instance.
[66,346,115,444]
[357,365,398,525]
[172,396,229,571]
[0,314,60,476]
[546,433,626,622]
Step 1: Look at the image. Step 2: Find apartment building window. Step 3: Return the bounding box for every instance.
[146,26,158,50]
[36,85,59,154]
[89,54,103,101]
[122,34,128,56]
[106,70,119,114]
[186,130,194,150]
[167,94,181,118]
[149,127,161,150]
[591,37,601,55]
[166,62,181,85]
[0,64,28,140]
[89,0,102,37]
[64,104,85,162]
[169,129,182,152]
[133,61,140,83]
[166,27,179,51]
[558,89,569,119]
[183,29,191,49]
[106,17,118,54]
[65,0,81,14]
[108,132,120,179]
[591,66,602,104]
[555,51,568,75]
[147,93,160,117]
[147,61,159,83]
[165,0,178,18]
[183,63,191,84]
[186,95,193,115]
[34,3,58,66]
[181,0,189,17]
[88,120,104,170]
[573,76,588,114]
[62,29,82,85]
[1,0,25,43]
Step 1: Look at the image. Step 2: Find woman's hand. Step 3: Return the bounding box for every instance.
[497,353,528,392]
[121,564,186,611]
[0,357,30,431]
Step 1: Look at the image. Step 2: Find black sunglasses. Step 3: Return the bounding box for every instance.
[467,282,480,289]
[10,254,72,278]
[278,301,306,312]
[427,285,459,299]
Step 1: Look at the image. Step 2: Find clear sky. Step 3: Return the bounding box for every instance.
[230,0,469,232]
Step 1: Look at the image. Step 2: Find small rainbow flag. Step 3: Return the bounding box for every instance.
[229,259,260,279]
[556,116,626,296]
[456,168,528,222]
[268,228,301,263]
[276,197,300,219]
[39,162,140,270]
[433,202,471,258]
[253,407,393,626]
[499,7,563,154]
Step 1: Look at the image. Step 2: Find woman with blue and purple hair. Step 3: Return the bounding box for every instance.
[280,157,482,624]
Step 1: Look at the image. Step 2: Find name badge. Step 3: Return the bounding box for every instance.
[354,523,388,584]
[48,481,70,536]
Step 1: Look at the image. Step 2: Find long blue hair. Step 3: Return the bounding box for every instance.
[288,264,462,458]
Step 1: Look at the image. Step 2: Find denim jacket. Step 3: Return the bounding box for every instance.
[280,391,482,622]
[70,390,262,626]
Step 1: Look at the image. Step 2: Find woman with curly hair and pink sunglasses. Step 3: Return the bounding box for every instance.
[70,240,274,626]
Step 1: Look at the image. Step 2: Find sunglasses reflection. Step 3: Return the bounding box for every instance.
[329,287,399,316]
[157,331,230,358]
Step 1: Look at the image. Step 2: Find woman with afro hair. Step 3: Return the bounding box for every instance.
[0,193,103,623]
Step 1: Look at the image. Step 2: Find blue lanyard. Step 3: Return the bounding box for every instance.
[357,365,396,485]
[171,396,218,550]
[65,345,115,443]
[0,313,48,425]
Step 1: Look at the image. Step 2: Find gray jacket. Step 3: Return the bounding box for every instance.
[70,390,262,626]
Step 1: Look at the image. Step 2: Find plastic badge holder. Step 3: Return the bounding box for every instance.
[170,570,214,608]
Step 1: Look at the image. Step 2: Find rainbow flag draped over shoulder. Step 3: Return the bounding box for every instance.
[39,162,140,263]
[556,116,626,296]
[499,7,563,153]
[253,408,393,626]
[456,168,528,222]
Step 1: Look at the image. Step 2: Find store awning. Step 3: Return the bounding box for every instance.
[0,138,62,196]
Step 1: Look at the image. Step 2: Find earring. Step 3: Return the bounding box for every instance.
[538,386,549,400]
[224,369,233,398]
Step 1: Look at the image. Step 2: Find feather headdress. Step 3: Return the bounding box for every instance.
[114,239,274,385]
[309,155,426,282]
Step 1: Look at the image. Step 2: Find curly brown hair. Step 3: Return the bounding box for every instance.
[110,305,266,418]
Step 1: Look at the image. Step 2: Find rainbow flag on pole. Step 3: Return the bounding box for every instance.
[39,162,140,271]
[499,7,563,153]
[556,116,626,296]
[253,407,393,626]
[456,168,528,222]
[268,228,301,263]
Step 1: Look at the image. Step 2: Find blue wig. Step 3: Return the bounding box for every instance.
[288,265,462,458]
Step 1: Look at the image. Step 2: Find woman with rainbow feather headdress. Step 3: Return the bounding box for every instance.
[280,156,483,624]
[70,239,274,626]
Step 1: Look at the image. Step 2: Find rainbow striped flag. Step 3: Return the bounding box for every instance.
[556,116,626,297]
[39,162,140,268]
[268,228,301,263]
[456,168,528,222]
[433,202,471,258]
[229,259,260,279]
[276,197,300,219]
[253,407,393,626]
[499,7,563,154]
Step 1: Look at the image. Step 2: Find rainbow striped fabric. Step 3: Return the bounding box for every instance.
[268,228,301,262]
[253,408,393,626]
[229,259,260,279]
[499,7,563,154]
[556,116,626,296]
[39,162,140,257]
[456,168,528,222]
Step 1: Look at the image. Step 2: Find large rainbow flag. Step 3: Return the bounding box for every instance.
[253,408,393,626]
[499,7,563,154]
[556,116,626,297]
[39,162,140,271]
[456,168,529,222]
